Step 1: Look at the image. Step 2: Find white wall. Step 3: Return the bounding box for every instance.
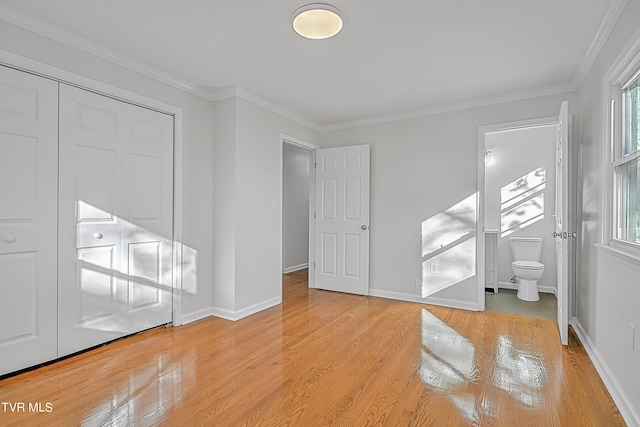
[211,96,316,318]
[283,143,310,272]
[234,98,316,311]
[0,20,216,321]
[212,97,237,313]
[485,125,557,291]
[318,93,573,309]
[575,0,640,422]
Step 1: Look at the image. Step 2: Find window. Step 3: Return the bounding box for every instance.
[603,32,640,262]
[615,72,640,246]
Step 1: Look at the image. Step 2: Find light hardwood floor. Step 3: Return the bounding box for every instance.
[0,269,625,426]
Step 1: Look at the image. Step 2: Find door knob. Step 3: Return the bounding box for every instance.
[95,233,104,240]
[4,236,16,243]
[361,225,368,230]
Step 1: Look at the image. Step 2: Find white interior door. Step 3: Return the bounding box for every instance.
[0,66,58,375]
[314,145,370,295]
[58,84,174,356]
[555,100,570,346]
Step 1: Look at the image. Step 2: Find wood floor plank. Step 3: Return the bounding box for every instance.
[0,269,626,426]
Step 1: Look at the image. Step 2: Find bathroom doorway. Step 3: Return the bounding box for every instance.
[478,118,560,320]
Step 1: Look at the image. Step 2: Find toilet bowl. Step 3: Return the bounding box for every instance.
[511,260,544,301]
[509,237,544,302]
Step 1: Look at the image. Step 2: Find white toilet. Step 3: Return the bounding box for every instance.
[509,237,544,302]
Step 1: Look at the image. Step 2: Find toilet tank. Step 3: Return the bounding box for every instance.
[509,237,543,261]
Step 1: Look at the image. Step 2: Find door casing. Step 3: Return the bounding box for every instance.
[477,113,575,335]
[280,134,319,290]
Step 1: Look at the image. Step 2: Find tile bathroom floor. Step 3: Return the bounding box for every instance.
[485,288,557,320]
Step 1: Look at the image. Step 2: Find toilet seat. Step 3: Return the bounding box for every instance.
[512,260,544,270]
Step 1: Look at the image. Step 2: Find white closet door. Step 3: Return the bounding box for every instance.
[120,95,174,334]
[0,66,58,375]
[58,84,174,356]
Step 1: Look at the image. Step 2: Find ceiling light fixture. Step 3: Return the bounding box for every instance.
[292,3,344,40]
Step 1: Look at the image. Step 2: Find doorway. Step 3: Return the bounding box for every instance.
[477,109,572,335]
[280,137,372,297]
[281,135,318,289]
[484,122,558,320]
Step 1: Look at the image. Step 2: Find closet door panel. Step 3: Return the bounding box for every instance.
[0,66,58,376]
[59,85,124,355]
[58,84,173,356]
[121,104,173,334]
[77,246,119,324]
[0,135,36,219]
[0,253,37,341]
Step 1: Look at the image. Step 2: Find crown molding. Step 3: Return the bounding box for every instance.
[572,0,629,89]
[318,83,576,132]
[604,25,640,85]
[211,86,319,130]
[317,0,628,132]
[209,86,240,102]
[236,87,319,130]
[0,4,321,130]
[0,1,625,134]
[0,4,217,101]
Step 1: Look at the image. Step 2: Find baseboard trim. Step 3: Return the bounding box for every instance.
[212,296,283,322]
[497,281,557,296]
[538,285,557,296]
[283,263,309,274]
[180,296,283,324]
[180,306,215,325]
[424,295,479,311]
[571,317,640,427]
[369,289,479,311]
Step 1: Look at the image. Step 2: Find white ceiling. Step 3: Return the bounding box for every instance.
[0,0,620,129]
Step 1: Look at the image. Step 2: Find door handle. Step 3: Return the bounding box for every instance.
[361,225,369,231]
[552,231,578,239]
[95,233,104,240]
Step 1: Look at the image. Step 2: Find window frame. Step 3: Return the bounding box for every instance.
[604,36,640,260]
